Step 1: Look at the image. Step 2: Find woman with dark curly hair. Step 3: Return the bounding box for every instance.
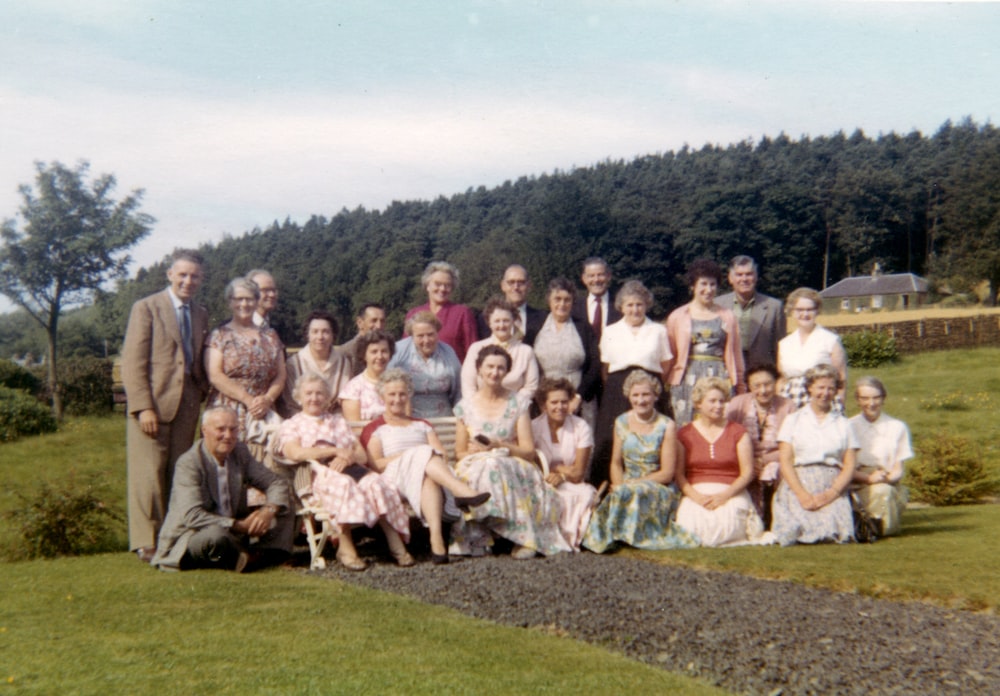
[665,258,744,426]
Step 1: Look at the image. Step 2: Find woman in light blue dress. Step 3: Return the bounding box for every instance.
[387,310,461,418]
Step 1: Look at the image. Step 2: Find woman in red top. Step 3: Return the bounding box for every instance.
[675,376,771,546]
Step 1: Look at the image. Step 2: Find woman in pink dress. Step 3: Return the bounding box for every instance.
[276,372,413,571]
[340,330,395,422]
[530,377,599,550]
[404,261,478,362]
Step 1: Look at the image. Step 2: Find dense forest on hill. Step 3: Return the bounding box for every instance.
[3,117,999,356]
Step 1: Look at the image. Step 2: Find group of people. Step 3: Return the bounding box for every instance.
[122,249,912,573]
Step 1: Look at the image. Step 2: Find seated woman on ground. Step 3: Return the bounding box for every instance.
[771,364,858,546]
[450,345,570,559]
[582,370,697,553]
[361,368,490,565]
[340,329,396,422]
[675,376,770,546]
[530,377,599,550]
[275,372,413,571]
[849,376,913,537]
[725,364,795,528]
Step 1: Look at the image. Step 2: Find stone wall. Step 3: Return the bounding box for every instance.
[833,314,1000,354]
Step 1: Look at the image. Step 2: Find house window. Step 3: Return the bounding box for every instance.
[841,299,850,311]
[872,295,883,309]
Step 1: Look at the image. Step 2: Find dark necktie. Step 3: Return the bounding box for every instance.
[592,297,603,342]
[180,304,193,371]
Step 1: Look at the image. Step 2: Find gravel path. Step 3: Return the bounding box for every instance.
[319,551,1000,695]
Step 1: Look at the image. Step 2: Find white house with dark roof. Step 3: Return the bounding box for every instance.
[820,267,929,313]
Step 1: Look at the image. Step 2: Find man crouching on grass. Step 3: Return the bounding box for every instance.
[152,407,293,572]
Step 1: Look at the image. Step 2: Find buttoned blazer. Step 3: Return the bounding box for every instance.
[716,291,785,370]
[121,289,209,421]
[152,441,290,569]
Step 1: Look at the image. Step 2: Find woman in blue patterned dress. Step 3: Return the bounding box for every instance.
[386,311,461,418]
[582,370,697,553]
[449,345,571,559]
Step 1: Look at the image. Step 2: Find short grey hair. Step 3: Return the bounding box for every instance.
[292,371,332,402]
[804,363,843,391]
[245,268,274,284]
[421,261,460,291]
[614,280,654,312]
[225,277,260,302]
[855,375,887,398]
[622,369,662,397]
[201,406,238,427]
[378,368,413,396]
[729,255,758,273]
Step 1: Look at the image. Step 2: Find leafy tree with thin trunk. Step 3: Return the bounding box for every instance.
[0,160,153,418]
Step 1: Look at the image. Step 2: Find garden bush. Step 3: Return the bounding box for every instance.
[0,386,57,442]
[907,431,1000,506]
[0,358,41,394]
[3,473,124,560]
[841,330,900,368]
[36,356,114,416]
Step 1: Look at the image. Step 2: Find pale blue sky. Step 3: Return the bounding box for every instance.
[1,1,997,311]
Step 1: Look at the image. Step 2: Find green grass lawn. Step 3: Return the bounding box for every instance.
[0,554,723,695]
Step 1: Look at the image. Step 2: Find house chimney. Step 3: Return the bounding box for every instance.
[871,261,881,279]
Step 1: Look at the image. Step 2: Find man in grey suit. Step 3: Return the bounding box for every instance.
[716,255,785,372]
[122,249,210,562]
[152,407,293,572]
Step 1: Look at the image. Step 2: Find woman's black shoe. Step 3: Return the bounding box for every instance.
[454,492,490,510]
[430,552,450,565]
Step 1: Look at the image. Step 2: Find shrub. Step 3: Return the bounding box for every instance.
[907,431,1000,506]
[841,330,900,368]
[3,473,124,560]
[0,386,57,442]
[36,356,114,416]
[0,358,41,394]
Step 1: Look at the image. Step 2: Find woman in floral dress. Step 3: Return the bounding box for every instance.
[449,345,571,559]
[205,277,286,451]
[665,258,744,426]
[583,370,697,553]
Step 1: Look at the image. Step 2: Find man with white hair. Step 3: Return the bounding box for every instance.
[152,407,293,572]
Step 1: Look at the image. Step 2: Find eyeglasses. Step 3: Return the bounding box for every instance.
[793,306,817,314]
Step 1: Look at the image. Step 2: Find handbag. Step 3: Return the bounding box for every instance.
[850,491,881,543]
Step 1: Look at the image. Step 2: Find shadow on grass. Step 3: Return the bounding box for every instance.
[895,506,979,537]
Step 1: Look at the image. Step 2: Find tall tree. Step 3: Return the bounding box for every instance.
[0,160,153,418]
